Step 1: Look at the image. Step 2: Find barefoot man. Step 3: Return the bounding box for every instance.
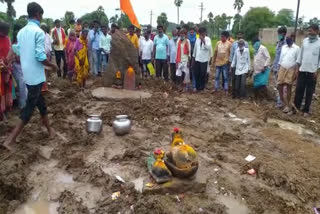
[3,2,58,151]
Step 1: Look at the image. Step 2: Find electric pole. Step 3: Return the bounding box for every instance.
[294,0,301,41]
[150,10,153,27]
[199,2,204,23]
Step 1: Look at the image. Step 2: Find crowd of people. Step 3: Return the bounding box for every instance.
[0,2,320,151]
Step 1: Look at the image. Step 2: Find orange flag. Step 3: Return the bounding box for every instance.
[120,0,141,28]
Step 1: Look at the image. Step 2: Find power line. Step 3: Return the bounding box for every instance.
[199,2,205,23]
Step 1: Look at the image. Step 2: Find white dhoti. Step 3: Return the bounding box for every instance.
[176,61,190,84]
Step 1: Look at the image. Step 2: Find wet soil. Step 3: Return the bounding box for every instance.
[1,75,320,214]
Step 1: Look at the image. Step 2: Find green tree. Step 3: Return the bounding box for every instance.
[233,0,244,33]
[174,0,183,24]
[63,11,75,27]
[0,0,16,20]
[117,13,131,29]
[157,13,169,31]
[110,14,119,24]
[241,7,275,41]
[42,18,54,29]
[80,6,109,26]
[275,9,294,27]
[0,11,9,22]
[232,13,242,35]
[309,17,320,25]
[208,12,214,37]
[213,13,231,38]
[234,0,244,13]
[14,15,27,28]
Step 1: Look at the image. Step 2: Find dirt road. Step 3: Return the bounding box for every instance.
[1,76,320,214]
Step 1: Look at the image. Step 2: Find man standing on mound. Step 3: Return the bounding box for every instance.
[3,2,58,151]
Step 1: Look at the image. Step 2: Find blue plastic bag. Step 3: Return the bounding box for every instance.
[254,68,270,88]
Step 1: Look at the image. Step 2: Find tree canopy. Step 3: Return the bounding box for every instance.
[174,0,183,7]
[157,13,169,31]
[274,9,294,27]
[241,7,275,41]
[63,11,75,27]
[233,0,244,13]
[80,6,109,26]
[0,0,16,19]
[309,17,320,26]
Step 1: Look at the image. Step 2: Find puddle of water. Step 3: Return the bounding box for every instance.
[267,118,315,136]
[227,113,249,124]
[131,177,145,193]
[55,172,74,184]
[14,201,59,214]
[217,195,249,214]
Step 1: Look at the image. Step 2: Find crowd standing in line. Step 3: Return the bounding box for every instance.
[0,2,320,151]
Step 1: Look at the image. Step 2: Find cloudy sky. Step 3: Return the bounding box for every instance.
[0,0,318,26]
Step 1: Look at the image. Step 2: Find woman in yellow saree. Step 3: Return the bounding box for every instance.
[75,30,89,88]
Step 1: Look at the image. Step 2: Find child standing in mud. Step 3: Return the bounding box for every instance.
[3,2,58,151]
[65,30,77,84]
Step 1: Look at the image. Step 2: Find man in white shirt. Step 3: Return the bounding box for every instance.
[168,30,178,84]
[252,37,271,90]
[192,27,213,91]
[140,31,154,77]
[99,25,112,73]
[51,19,67,78]
[277,35,300,113]
[290,24,320,117]
[136,28,145,72]
[231,39,250,98]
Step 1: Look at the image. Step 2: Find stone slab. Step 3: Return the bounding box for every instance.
[92,87,152,100]
[38,146,54,160]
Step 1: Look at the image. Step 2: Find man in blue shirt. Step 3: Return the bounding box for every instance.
[89,20,102,76]
[4,2,58,151]
[153,25,169,81]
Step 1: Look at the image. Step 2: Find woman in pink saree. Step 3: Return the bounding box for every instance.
[65,30,77,83]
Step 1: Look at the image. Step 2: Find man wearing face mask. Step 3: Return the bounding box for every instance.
[273,27,287,108]
[168,30,178,84]
[289,24,320,117]
[252,37,271,92]
[231,39,250,98]
[193,27,213,92]
[277,34,300,114]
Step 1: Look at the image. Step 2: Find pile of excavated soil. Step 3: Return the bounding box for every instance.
[103,30,140,87]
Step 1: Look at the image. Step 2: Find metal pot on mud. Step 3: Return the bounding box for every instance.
[113,115,132,136]
[86,114,103,134]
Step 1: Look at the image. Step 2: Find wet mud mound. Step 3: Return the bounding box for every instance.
[58,191,89,214]
[103,30,140,87]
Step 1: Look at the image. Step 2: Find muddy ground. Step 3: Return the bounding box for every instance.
[1,73,320,214]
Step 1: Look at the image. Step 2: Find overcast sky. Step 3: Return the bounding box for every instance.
[0,0,318,26]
